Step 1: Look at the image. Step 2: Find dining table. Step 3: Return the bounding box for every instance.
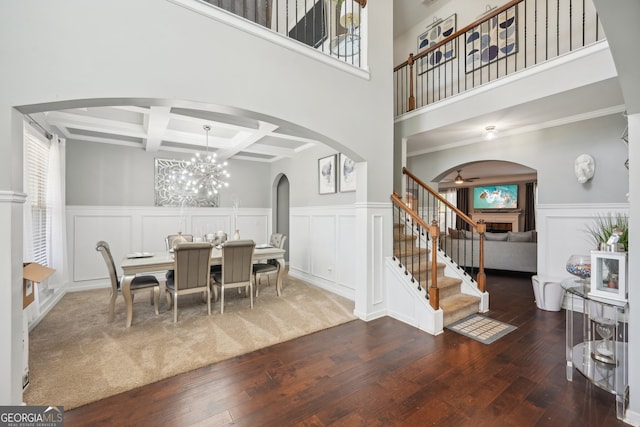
[120,245,286,327]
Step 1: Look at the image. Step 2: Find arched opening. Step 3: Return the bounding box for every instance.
[273,174,290,262]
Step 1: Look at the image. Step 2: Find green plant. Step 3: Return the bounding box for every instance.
[585,213,628,251]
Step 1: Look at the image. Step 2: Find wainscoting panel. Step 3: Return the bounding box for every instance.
[66,206,270,289]
[236,214,269,244]
[336,215,356,292]
[73,214,133,282]
[289,215,310,272]
[289,206,358,299]
[310,215,337,282]
[536,203,629,278]
[191,215,231,239]
[141,215,187,253]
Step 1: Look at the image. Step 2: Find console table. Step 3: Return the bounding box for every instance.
[562,277,628,420]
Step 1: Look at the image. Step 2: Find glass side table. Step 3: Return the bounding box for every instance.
[562,277,629,420]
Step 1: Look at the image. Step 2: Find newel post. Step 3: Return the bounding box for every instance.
[428,220,440,309]
[408,53,416,112]
[476,220,486,293]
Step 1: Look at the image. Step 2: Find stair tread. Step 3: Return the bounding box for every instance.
[439,293,480,310]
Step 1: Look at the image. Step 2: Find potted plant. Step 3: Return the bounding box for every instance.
[585,213,628,252]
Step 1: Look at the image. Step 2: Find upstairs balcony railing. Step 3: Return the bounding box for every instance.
[202,0,366,67]
[394,0,604,116]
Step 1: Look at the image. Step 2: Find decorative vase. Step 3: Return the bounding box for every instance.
[566,254,591,283]
[234,229,240,240]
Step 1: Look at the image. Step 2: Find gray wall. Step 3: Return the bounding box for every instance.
[272,145,356,207]
[65,140,271,207]
[408,113,629,204]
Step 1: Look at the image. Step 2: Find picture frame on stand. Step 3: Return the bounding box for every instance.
[589,250,628,303]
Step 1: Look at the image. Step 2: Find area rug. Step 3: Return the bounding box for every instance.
[446,314,516,344]
[23,275,355,410]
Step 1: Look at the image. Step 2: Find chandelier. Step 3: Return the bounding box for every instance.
[182,124,230,199]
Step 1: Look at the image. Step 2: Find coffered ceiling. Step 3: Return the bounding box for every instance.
[29,106,317,163]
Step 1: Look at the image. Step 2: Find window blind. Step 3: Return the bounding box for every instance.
[24,127,51,267]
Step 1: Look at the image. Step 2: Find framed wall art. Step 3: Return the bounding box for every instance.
[318,154,337,194]
[154,158,220,207]
[465,6,518,73]
[417,14,457,75]
[339,153,356,192]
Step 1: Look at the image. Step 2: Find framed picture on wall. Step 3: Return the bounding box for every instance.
[339,153,356,192]
[417,14,457,75]
[318,155,337,194]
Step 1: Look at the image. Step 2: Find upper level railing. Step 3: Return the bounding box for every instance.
[394,0,604,116]
[203,0,366,67]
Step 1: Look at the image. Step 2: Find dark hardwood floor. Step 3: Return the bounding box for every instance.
[66,272,627,426]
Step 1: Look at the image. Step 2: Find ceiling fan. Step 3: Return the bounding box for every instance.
[447,169,479,184]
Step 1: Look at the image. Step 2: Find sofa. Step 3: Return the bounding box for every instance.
[440,229,537,273]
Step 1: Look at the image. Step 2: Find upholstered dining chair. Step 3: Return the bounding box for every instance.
[253,233,287,297]
[165,233,195,282]
[165,233,194,251]
[96,241,160,324]
[211,240,256,313]
[165,242,213,322]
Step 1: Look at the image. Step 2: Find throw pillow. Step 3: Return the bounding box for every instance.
[485,231,508,241]
[448,227,462,239]
[462,229,480,239]
[507,231,533,242]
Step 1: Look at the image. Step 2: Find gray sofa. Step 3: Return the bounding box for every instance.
[440,230,537,273]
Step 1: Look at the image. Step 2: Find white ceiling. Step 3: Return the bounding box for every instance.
[30,106,317,163]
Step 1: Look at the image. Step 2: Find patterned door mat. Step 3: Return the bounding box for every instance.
[446,314,517,344]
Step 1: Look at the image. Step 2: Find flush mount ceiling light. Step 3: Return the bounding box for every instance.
[484,125,497,140]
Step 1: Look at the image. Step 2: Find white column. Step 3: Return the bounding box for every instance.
[353,162,393,320]
[626,112,639,423]
[0,191,26,404]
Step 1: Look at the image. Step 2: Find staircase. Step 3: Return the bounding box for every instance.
[394,222,480,326]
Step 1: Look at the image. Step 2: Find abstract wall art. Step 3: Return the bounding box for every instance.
[417,14,457,75]
[465,6,518,73]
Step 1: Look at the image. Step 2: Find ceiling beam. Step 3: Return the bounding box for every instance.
[144,106,171,152]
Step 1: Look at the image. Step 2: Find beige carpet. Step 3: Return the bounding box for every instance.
[23,274,355,410]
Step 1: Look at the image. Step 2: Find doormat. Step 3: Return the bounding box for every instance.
[446,314,516,344]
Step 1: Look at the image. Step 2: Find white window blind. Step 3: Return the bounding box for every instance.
[24,128,51,267]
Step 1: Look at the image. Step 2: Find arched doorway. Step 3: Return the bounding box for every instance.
[274,174,290,262]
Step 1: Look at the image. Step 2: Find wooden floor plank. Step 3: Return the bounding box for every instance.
[65,272,629,427]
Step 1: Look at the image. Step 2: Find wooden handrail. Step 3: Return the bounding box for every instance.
[393,0,521,72]
[390,192,431,233]
[401,167,486,293]
[391,191,441,310]
[402,167,476,229]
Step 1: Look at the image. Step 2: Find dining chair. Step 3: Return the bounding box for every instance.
[253,234,287,297]
[211,240,256,313]
[165,242,213,322]
[96,241,160,324]
[165,233,195,282]
[165,233,194,251]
